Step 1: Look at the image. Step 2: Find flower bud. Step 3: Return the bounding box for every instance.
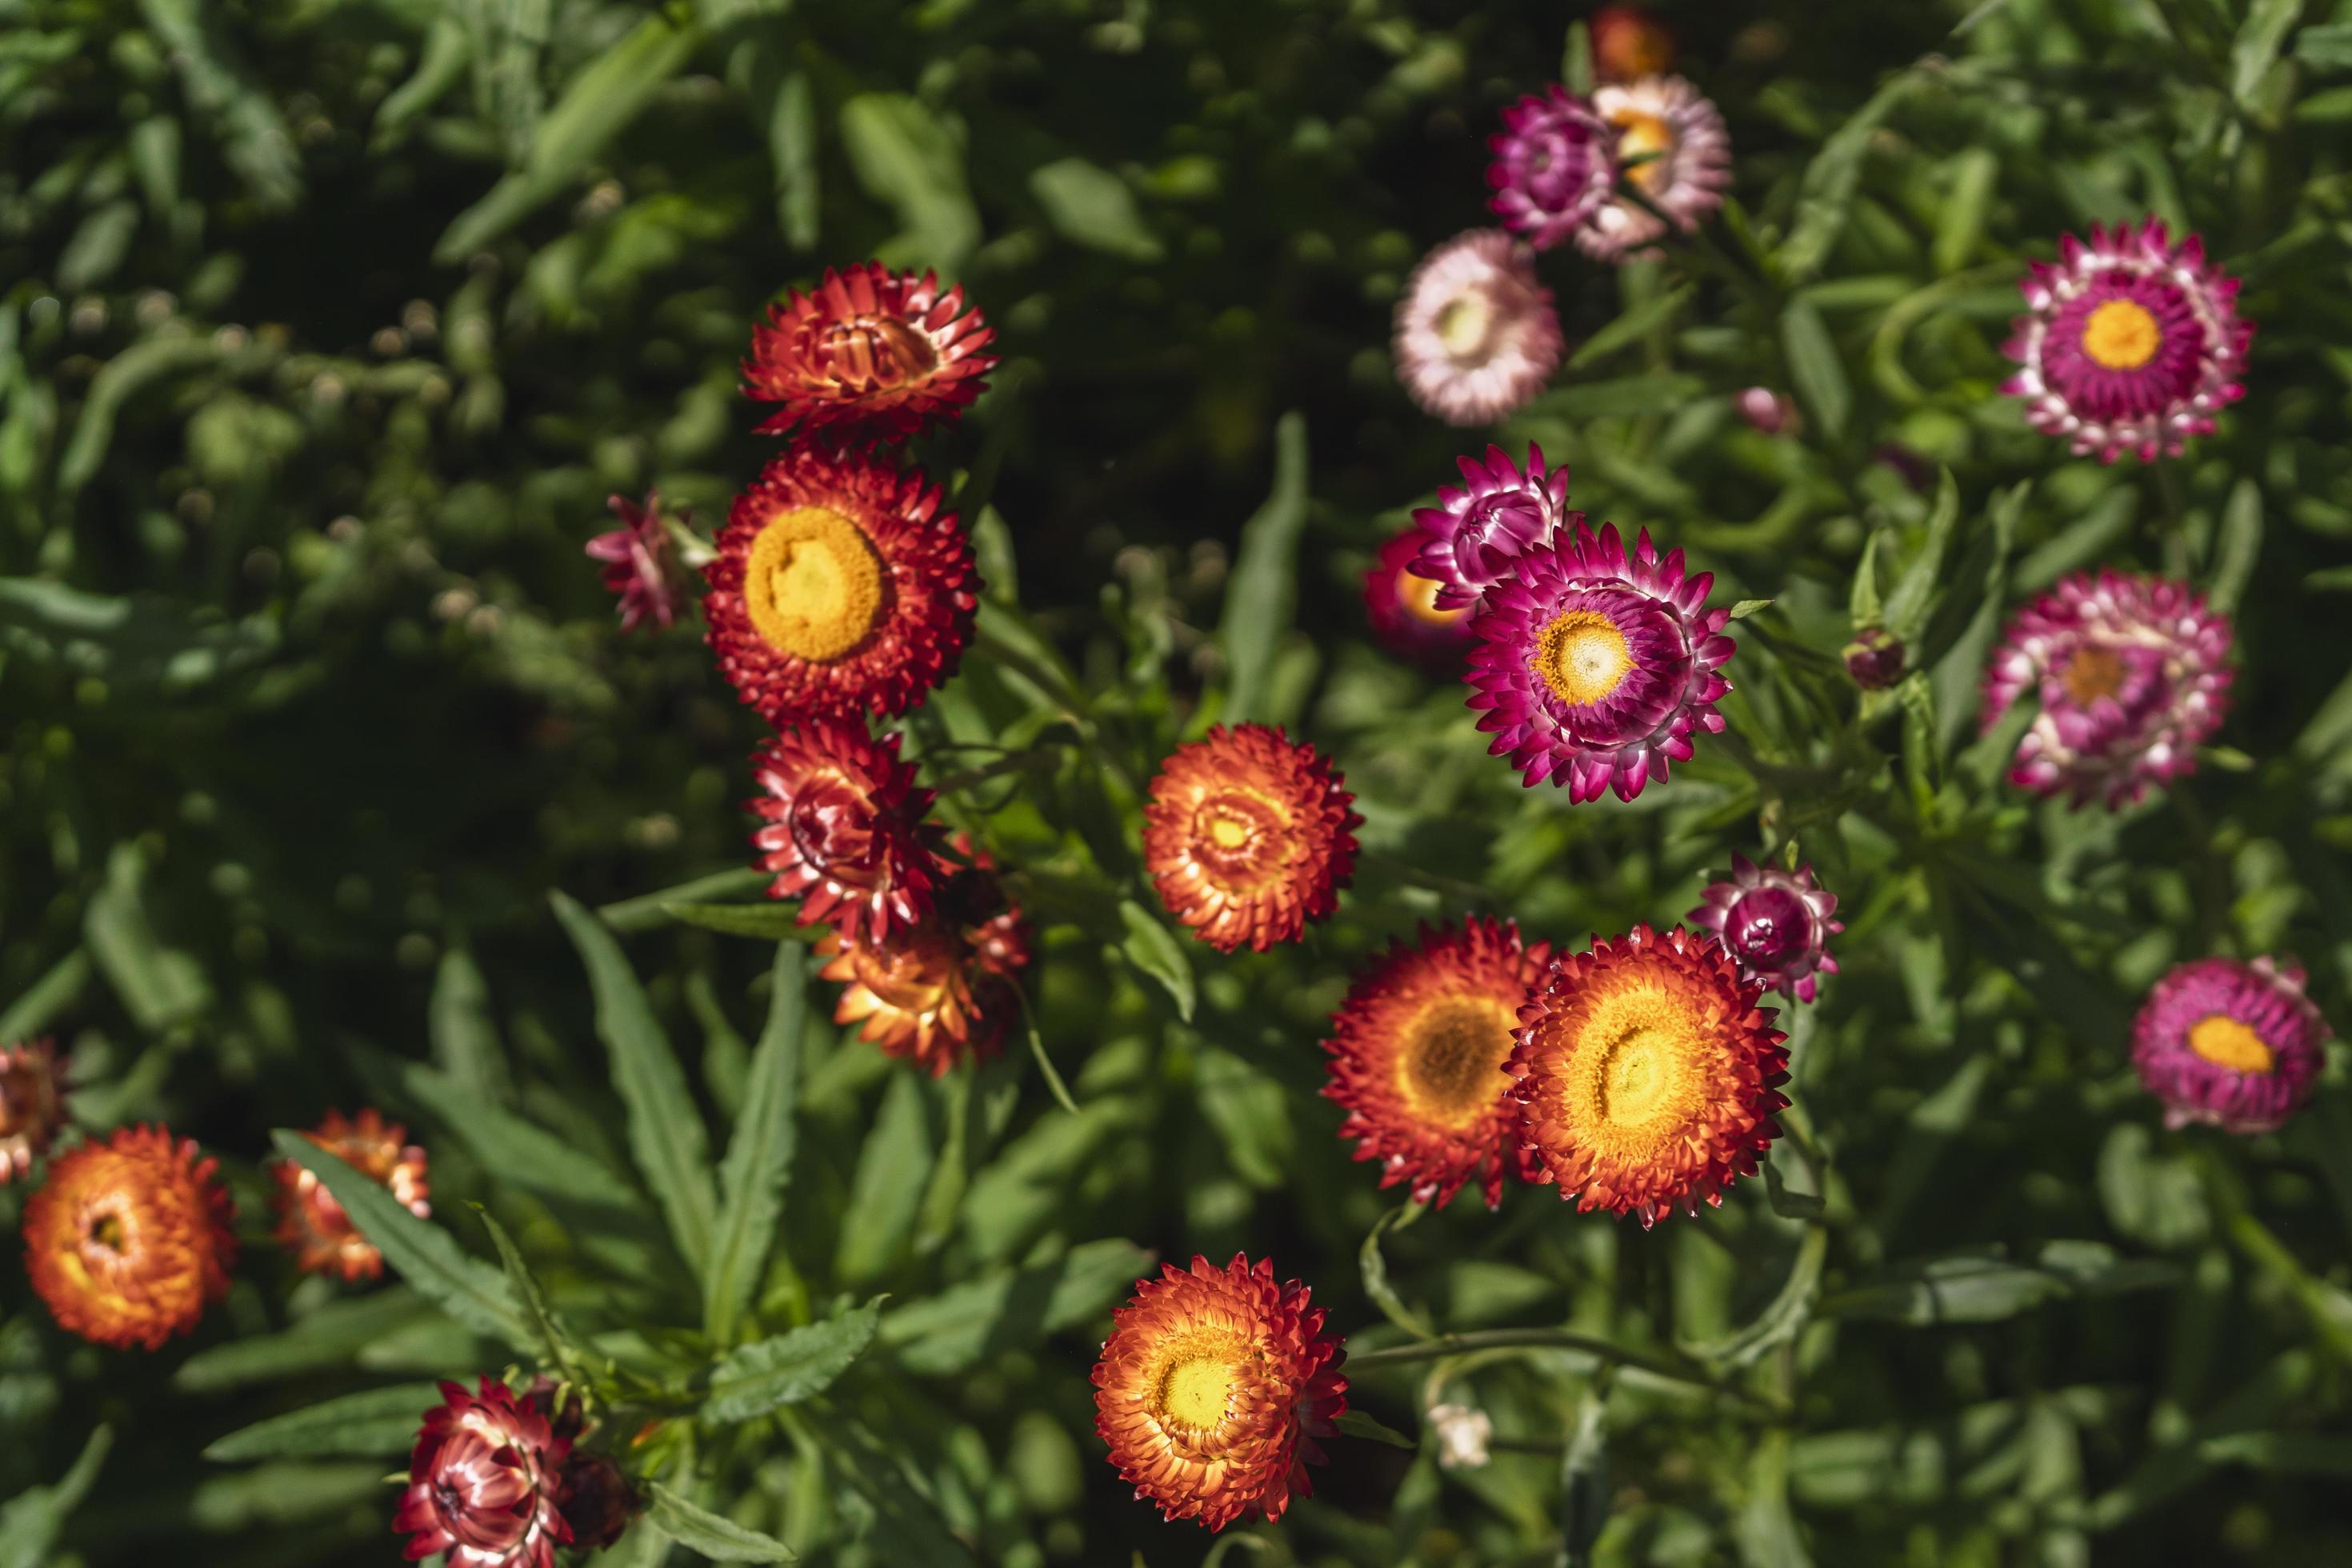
[1842,627,1906,690]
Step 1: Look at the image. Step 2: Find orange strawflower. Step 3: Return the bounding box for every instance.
[23,1124,236,1349]
[0,1038,70,1183]
[817,844,1030,1075]
[1509,924,1788,1227]
[703,446,980,724]
[742,262,998,443]
[270,1108,431,1282]
[1093,1253,1346,1532]
[1590,6,1675,82]
[1141,724,1361,953]
[1322,918,1554,1210]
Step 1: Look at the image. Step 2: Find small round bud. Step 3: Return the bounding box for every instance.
[1842,627,1906,690]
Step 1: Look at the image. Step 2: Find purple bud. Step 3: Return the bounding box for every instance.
[1842,627,1906,690]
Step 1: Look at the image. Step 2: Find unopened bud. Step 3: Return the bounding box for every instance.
[1842,626,1906,690]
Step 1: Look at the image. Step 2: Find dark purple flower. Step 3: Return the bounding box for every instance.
[1690,856,1842,1003]
[1842,627,1905,690]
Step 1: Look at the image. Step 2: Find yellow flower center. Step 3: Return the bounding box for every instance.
[1610,110,1678,194]
[90,1214,126,1253]
[1152,1336,1245,1430]
[1534,610,1634,707]
[820,314,938,390]
[1399,569,1466,629]
[2059,645,2126,706]
[1564,982,1716,1148]
[2079,299,2162,371]
[1191,790,1290,882]
[742,506,887,663]
[1402,995,1520,1125]
[2188,1014,2274,1074]
[1434,290,1501,362]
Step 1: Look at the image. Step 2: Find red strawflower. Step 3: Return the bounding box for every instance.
[742,262,998,442]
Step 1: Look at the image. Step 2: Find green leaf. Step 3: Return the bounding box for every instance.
[551,891,718,1274]
[1568,284,1694,370]
[83,843,210,1031]
[1030,158,1163,260]
[1360,1201,1434,1338]
[2300,22,2352,68]
[1195,1046,1292,1189]
[660,900,815,940]
[2209,478,2263,616]
[704,1302,880,1422]
[642,1483,796,1562]
[428,945,512,1105]
[839,92,981,270]
[203,1384,442,1463]
[768,66,818,250]
[1777,70,1916,283]
[1881,469,1962,640]
[1930,147,1998,274]
[1780,297,1850,441]
[1560,1383,1612,1566]
[0,1425,110,1568]
[0,949,90,1045]
[2233,0,2306,106]
[1823,1241,2179,1325]
[1728,598,1774,621]
[1335,1409,1415,1449]
[373,15,470,152]
[474,1206,586,1383]
[270,1130,533,1352]
[1736,1430,1813,1568]
[1218,410,1310,726]
[138,0,300,208]
[2201,1432,2352,1474]
[1762,1155,1826,1221]
[174,1290,438,1391]
[402,1061,648,1217]
[834,1071,935,1285]
[704,944,808,1343]
[1691,1226,1827,1371]
[1116,899,1195,1022]
[1849,530,1886,628]
[881,1238,1153,1375]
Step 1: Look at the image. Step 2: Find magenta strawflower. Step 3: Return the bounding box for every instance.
[2002,218,2253,463]
[2131,957,2329,1134]
[1465,522,1734,800]
[1577,76,1732,262]
[1393,230,1563,426]
[1363,528,1475,667]
[1979,569,2232,809]
[586,491,689,632]
[1690,856,1842,1004]
[1486,88,1618,251]
[1410,444,1575,612]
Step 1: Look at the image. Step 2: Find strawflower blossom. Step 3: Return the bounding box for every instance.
[1393,230,1564,426]
[1142,724,1361,952]
[1093,1254,1346,1531]
[585,490,689,632]
[1363,528,1475,666]
[1736,386,1796,436]
[1576,76,1733,263]
[1410,443,1575,612]
[24,1124,237,1348]
[742,262,997,442]
[1488,87,1618,251]
[1979,569,2232,808]
[1690,856,1842,1004]
[1591,6,1675,82]
[0,1037,68,1183]
[1465,521,1734,801]
[749,718,946,941]
[2132,957,2329,1135]
[2002,218,2253,463]
[395,1378,573,1568]
[271,1108,431,1282]
[1510,925,1788,1227]
[1842,627,1905,690]
[816,844,1030,1076]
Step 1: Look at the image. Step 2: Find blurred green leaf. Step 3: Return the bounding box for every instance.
[174,1290,438,1392]
[643,1483,796,1562]
[403,1061,648,1216]
[0,1425,110,1568]
[839,92,981,270]
[705,944,808,1343]
[834,1071,934,1285]
[475,1206,587,1383]
[1218,410,1310,726]
[1335,1409,1414,1449]
[1116,899,1195,1022]
[881,1238,1152,1376]
[1030,158,1164,261]
[202,1384,440,1463]
[1781,297,1850,440]
[1824,1241,2178,1325]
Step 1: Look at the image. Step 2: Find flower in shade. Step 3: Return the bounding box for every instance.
[1363,528,1475,667]
[1410,444,1575,612]
[2131,957,2330,1135]
[1842,627,1905,690]
[556,1453,636,1552]
[2002,218,2253,463]
[1465,521,1735,800]
[703,446,979,724]
[1393,230,1564,426]
[1142,725,1362,953]
[1093,1254,1346,1532]
[270,1109,431,1282]
[1576,76,1733,263]
[0,1038,69,1183]
[1735,386,1797,436]
[1591,6,1676,82]
[1322,918,1554,1210]
[1690,856,1842,1004]
[1487,88,1618,252]
[1510,925,1788,1227]
[586,491,689,632]
[816,844,1030,1076]
[395,1378,573,1568]
[1979,569,2232,808]
[1427,1404,1494,1470]
[742,262,998,442]
[22,1124,236,1349]
[749,718,946,941]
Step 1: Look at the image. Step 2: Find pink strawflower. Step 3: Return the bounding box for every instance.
[1577,76,1733,262]
[1690,856,1842,1004]
[2002,218,2253,463]
[1486,88,1618,251]
[2132,957,2329,1134]
[1363,528,1475,668]
[394,1378,573,1568]
[1979,569,2232,809]
[1392,230,1563,426]
[1464,522,1734,801]
[1736,386,1796,436]
[586,491,689,632]
[1410,444,1576,612]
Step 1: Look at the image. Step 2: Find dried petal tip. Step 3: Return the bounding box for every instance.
[1411,443,1575,613]
[586,491,690,632]
[818,838,1030,1077]
[2132,957,2330,1135]
[1093,1253,1346,1531]
[1690,857,1843,1004]
[743,262,998,442]
[24,1123,237,1349]
[1842,627,1905,690]
[271,1108,431,1282]
[1487,88,1618,252]
[750,718,946,942]
[1364,528,1476,668]
[1142,724,1362,952]
[1578,76,1732,264]
[0,1038,70,1183]
[1393,230,1563,426]
[395,1378,574,1568]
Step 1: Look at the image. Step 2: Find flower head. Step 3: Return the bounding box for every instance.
[2132,957,2329,1135]
[1576,76,1732,262]
[1465,522,1734,800]
[703,447,979,724]
[394,1378,573,1568]
[1411,444,1576,613]
[1364,528,1475,667]
[1392,230,1564,426]
[742,263,998,443]
[2002,219,2253,463]
[1690,857,1842,1004]
[1322,918,1554,1210]
[1736,386,1797,436]
[1093,1253,1346,1532]
[1591,6,1676,82]
[1487,88,1618,251]
[270,1109,431,1282]
[23,1124,236,1348]
[750,718,946,941]
[1510,925,1788,1226]
[817,844,1030,1075]
[586,491,689,632]
[0,1038,69,1183]
[1979,569,2233,808]
[1142,725,1362,952]
[1428,1404,1494,1470]
[1842,627,1906,690]
[557,1453,636,1551]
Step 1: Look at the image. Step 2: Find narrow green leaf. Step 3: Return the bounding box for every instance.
[1780,297,1850,441]
[882,1238,1153,1375]
[659,901,814,940]
[1930,148,1998,274]
[2233,0,2306,106]
[834,1071,934,1285]
[2201,1432,2352,1474]
[704,945,807,1343]
[704,1302,880,1422]
[203,1384,442,1463]
[1823,1241,2179,1325]
[1736,1430,1814,1568]
[1762,1156,1826,1221]
[1882,469,1962,640]
[1559,1383,1611,1567]
[0,1424,111,1568]
[1848,530,1886,628]
[1361,1201,1433,1338]
[642,1483,796,1562]
[1567,283,1694,370]
[84,843,210,1032]
[1335,1409,1414,1449]
[175,1290,436,1391]
[474,1207,586,1383]
[1218,410,1310,726]
[839,93,980,269]
[1030,158,1163,260]
[429,945,512,1105]
[597,866,770,932]
[1116,899,1195,1022]
[2209,478,2263,615]
[373,15,470,151]
[770,66,818,250]
[0,949,90,1044]
[1778,70,1916,283]
[402,1062,648,1217]
[1728,598,1774,621]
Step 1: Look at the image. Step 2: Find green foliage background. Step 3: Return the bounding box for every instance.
[6,0,2352,1563]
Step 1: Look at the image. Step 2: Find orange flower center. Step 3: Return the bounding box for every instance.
[1190,790,1291,881]
[2060,645,2126,706]
[820,314,939,390]
[1398,569,1466,629]
[1534,610,1634,706]
[1559,982,1716,1161]
[1433,291,1500,361]
[2188,1014,2274,1074]
[1402,995,1519,1125]
[743,506,887,663]
[2079,299,2161,371]
[1610,110,1678,194]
